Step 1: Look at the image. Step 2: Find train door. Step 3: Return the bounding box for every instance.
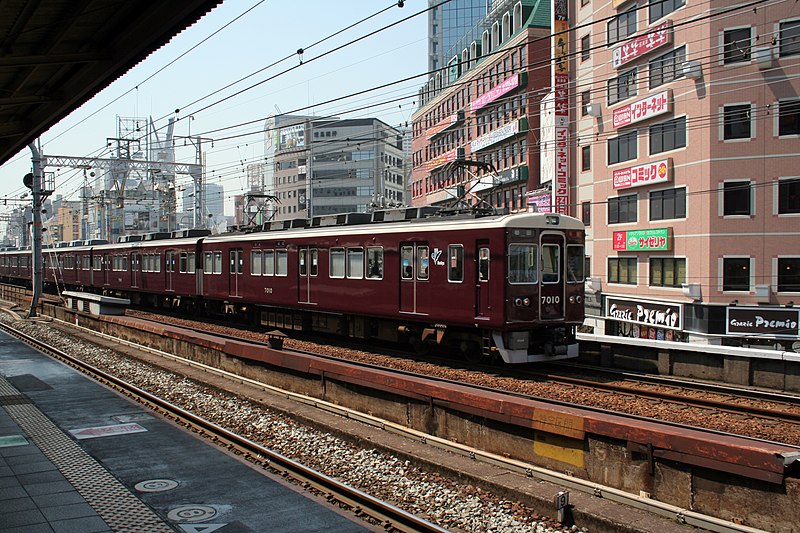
[103,254,110,285]
[229,248,243,297]
[298,246,318,304]
[131,252,141,288]
[475,240,491,319]
[166,251,175,292]
[539,233,565,320]
[399,242,429,315]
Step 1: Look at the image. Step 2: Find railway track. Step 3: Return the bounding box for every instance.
[0,319,449,533]
[121,309,800,446]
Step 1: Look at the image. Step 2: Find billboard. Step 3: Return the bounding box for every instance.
[279,124,305,150]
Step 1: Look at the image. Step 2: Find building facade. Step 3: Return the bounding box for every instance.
[574,0,800,348]
[412,0,551,213]
[429,0,493,72]
[271,117,406,221]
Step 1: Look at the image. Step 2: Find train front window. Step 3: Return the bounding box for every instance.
[541,245,560,284]
[508,244,537,284]
[567,245,585,283]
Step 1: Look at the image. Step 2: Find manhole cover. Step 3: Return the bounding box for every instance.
[135,479,179,492]
[168,505,218,522]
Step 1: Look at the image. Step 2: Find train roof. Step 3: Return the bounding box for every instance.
[205,210,584,244]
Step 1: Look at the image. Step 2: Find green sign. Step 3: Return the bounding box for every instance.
[613,228,670,251]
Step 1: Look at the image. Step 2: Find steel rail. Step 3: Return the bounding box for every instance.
[0,320,448,533]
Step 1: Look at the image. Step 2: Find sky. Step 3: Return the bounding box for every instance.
[0,0,428,217]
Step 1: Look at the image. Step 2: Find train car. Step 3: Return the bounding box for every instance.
[0,208,585,364]
[200,209,584,363]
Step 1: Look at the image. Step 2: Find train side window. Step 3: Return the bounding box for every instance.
[401,246,414,279]
[567,245,585,283]
[82,256,90,270]
[204,252,213,273]
[264,250,275,276]
[252,251,262,275]
[509,244,537,284]
[448,245,464,282]
[155,254,162,273]
[180,253,188,273]
[417,246,429,280]
[347,247,364,279]
[310,249,318,276]
[93,256,102,271]
[479,247,490,281]
[188,253,196,273]
[275,250,288,276]
[366,247,383,279]
[541,245,561,284]
[330,247,345,278]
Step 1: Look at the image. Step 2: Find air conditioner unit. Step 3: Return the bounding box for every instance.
[753,46,774,70]
[681,61,702,80]
[586,103,602,117]
[681,283,701,301]
[755,284,771,303]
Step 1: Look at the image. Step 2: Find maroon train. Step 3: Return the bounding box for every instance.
[0,208,585,363]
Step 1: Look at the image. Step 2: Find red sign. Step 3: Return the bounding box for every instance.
[424,148,460,172]
[613,159,671,189]
[613,91,670,128]
[612,21,672,68]
[426,114,458,139]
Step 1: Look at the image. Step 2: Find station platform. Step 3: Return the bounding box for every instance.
[0,330,368,532]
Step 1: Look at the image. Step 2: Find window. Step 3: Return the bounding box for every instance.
[213,252,222,274]
[722,257,750,291]
[723,181,752,216]
[401,246,414,279]
[347,248,364,279]
[478,247,490,281]
[582,201,591,226]
[608,257,637,284]
[723,104,751,140]
[581,90,591,116]
[650,0,684,22]
[541,245,561,283]
[650,187,686,220]
[508,244,537,284]
[649,46,685,88]
[778,178,800,214]
[251,251,262,275]
[230,249,243,274]
[581,145,591,171]
[275,250,288,276]
[448,245,464,282]
[779,20,800,57]
[581,34,590,61]
[778,257,800,292]
[650,258,686,287]
[417,246,429,280]
[608,130,637,165]
[93,256,102,271]
[180,252,188,273]
[608,68,637,105]
[567,245,585,283]
[609,194,638,224]
[608,9,637,45]
[650,116,686,154]
[723,28,751,64]
[330,248,345,278]
[778,99,800,136]
[366,247,383,279]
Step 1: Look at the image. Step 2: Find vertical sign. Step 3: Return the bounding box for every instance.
[552,0,570,216]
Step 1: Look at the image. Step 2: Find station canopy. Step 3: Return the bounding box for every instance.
[0,0,223,166]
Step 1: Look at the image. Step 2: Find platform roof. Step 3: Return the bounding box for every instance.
[0,0,223,166]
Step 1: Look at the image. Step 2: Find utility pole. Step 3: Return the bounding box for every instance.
[26,141,44,318]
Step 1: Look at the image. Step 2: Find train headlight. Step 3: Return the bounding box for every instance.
[576,295,582,304]
[522,297,531,306]
[514,298,522,307]
[569,296,575,303]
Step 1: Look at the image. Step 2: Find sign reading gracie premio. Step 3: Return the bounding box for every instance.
[606,297,683,330]
[726,307,800,338]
